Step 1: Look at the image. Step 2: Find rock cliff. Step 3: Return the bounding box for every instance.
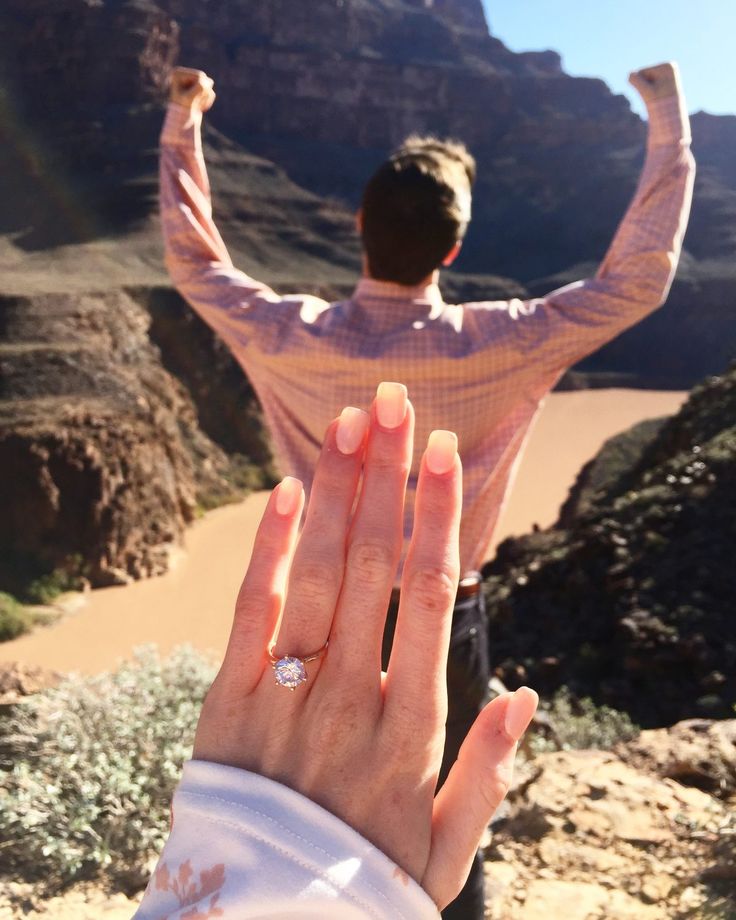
[2,0,734,374]
[0,288,272,594]
[483,362,736,727]
[1,0,735,592]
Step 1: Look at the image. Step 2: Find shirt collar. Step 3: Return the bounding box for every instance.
[350,278,445,330]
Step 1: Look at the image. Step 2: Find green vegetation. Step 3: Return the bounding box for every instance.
[529,687,640,755]
[25,567,83,605]
[0,646,215,893]
[1,552,87,607]
[0,591,31,641]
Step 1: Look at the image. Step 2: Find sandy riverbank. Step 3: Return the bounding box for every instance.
[1,389,686,674]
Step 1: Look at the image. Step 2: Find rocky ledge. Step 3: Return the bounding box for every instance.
[2,717,733,919]
[0,289,272,595]
[487,719,736,919]
[484,363,736,726]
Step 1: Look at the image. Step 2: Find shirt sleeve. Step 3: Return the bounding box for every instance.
[502,90,696,377]
[159,104,285,348]
[132,760,440,920]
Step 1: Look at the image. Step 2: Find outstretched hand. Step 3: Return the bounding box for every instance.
[169,66,216,112]
[629,61,681,103]
[192,382,538,909]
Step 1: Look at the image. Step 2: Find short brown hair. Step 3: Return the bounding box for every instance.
[360,135,476,286]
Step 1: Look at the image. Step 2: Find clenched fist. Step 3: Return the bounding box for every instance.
[169,66,216,112]
[629,61,681,103]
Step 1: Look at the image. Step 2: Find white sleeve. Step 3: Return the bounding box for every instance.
[133,760,440,920]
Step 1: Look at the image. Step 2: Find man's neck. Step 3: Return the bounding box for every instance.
[360,263,440,289]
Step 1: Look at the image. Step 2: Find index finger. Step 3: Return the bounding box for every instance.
[384,430,462,725]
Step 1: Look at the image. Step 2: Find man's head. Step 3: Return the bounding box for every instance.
[359,135,476,286]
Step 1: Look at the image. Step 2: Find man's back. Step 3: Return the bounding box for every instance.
[231,276,558,572]
[159,77,693,574]
[161,86,694,566]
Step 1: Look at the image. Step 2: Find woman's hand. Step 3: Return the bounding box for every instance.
[193,382,538,909]
[169,66,216,112]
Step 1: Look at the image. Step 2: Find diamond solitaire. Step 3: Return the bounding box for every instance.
[272,656,307,690]
[267,641,329,690]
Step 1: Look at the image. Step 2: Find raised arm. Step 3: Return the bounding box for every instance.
[159,68,281,344]
[506,62,696,377]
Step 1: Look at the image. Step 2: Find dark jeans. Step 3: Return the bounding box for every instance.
[383,587,491,920]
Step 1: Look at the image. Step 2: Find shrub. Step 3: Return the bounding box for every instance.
[0,592,31,641]
[25,555,86,605]
[0,646,215,893]
[529,686,640,755]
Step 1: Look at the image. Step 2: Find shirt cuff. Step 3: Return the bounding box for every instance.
[160,102,203,150]
[646,93,691,147]
[151,760,441,919]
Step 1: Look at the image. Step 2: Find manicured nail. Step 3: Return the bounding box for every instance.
[275,477,302,516]
[504,687,539,741]
[375,382,407,429]
[336,407,369,455]
[425,430,458,475]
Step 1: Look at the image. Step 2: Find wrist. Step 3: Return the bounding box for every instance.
[642,85,678,108]
[160,103,203,147]
[646,92,691,147]
[168,99,203,116]
[168,762,441,918]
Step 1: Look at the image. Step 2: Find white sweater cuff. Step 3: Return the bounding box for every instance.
[134,760,440,920]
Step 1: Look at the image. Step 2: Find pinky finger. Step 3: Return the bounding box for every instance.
[423,687,538,909]
[219,477,304,692]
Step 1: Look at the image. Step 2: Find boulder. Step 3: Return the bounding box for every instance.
[617,719,736,799]
[486,723,736,919]
[0,661,61,705]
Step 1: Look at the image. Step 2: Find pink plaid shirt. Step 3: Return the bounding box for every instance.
[160,93,694,574]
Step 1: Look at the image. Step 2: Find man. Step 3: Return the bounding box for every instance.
[159,61,694,918]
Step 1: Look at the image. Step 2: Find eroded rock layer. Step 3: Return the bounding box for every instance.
[0,290,270,591]
[1,0,735,592]
[484,363,736,726]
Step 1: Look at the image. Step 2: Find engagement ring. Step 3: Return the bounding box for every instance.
[268,642,328,690]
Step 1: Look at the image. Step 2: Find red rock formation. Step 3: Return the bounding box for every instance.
[0,0,734,593]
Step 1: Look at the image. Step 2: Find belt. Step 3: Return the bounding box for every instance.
[390,571,482,606]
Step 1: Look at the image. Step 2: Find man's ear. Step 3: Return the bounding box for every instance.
[355,209,363,234]
[442,241,462,267]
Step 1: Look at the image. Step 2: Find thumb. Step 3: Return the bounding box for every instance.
[422,687,538,909]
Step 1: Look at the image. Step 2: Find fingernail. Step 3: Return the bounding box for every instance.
[504,687,539,741]
[375,382,407,429]
[425,430,458,475]
[275,477,302,516]
[336,407,369,455]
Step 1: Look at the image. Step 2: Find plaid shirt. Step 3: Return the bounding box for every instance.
[160,94,694,574]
